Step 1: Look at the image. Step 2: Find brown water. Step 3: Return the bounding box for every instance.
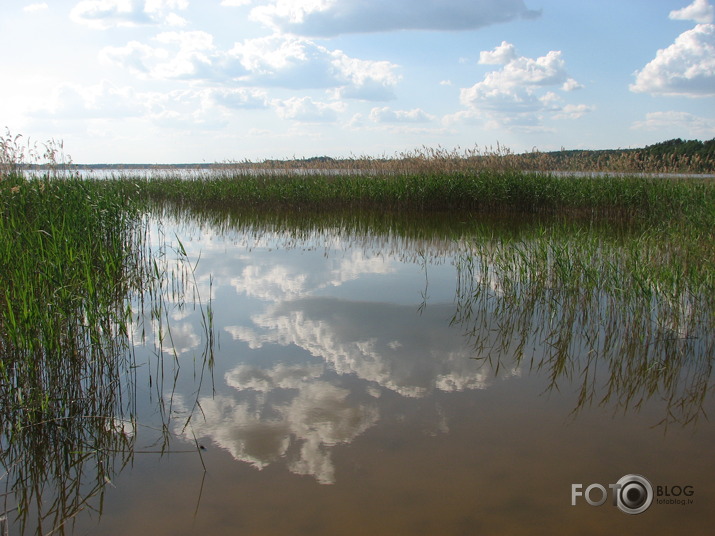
[4,211,714,535]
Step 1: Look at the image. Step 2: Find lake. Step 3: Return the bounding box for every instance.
[3,206,714,535]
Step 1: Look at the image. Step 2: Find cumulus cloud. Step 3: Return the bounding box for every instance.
[71,0,188,29]
[100,31,224,80]
[669,0,714,23]
[631,2,715,97]
[478,41,517,65]
[631,110,715,137]
[454,42,589,129]
[250,0,540,36]
[28,80,147,119]
[101,33,399,99]
[273,96,346,122]
[229,35,399,98]
[552,103,595,120]
[146,88,233,130]
[210,87,269,109]
[369,106,434,123]
[23,3,48,13]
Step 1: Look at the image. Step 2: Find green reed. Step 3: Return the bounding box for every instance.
[451,222,714,428]
[118,170,715,228]
[0,173,213,535]
[0,174,140,533]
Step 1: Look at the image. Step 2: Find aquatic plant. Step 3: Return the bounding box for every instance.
[450,223,715,428]
[0,173,213,534]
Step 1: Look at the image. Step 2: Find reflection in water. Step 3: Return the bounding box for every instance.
[162,207,713,498]
[5,203,714,533]
[451,231,714,427]
[0,217,214,535]
[228,298,509,397]
[176,372,378,484]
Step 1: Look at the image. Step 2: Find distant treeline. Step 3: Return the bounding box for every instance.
[530,138,715,174]
[15,138,715,174]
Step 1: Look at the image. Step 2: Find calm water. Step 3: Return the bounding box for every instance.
[5,209,714,535]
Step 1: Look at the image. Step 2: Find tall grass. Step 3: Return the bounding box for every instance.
[215,142,714,175]
[119,170,715,228]
[0,169,213,532]
[451,222,714,427]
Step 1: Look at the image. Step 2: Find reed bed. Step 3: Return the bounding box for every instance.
[215,141,714,175]
[0,171,213,535]
[1,131,713,530]
[121,168,715,230]
[0,173,145,534]
[451,222,715,427]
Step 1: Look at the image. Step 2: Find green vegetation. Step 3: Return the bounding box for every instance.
[125,170,715,224]
[1,130,714,532]
[0,170,211,533]
[450,222,714,427]
[0,173,143,533]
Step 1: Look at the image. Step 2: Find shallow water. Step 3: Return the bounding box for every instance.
[4,209,714,535]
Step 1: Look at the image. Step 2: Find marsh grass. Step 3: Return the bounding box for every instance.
[121,167,715,230]
[0,172,213,535]
[217,142,714,175]
[451,222,715,428]
[1,131,713,530]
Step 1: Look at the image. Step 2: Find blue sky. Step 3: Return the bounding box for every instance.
[1,0,713,163]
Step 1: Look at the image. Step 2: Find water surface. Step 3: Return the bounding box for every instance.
[6,209,714,535]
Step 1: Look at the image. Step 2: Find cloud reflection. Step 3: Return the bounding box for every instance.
[227,298,514,398]
[178,365,378,484]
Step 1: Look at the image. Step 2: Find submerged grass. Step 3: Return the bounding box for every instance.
[451,222,715,427]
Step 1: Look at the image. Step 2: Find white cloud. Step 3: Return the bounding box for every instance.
[250,0,540,36]
[552,104,596,120]
[71,0,189,29]
[32,83,239,131]
[29,80,147,119]
[100,40,168,76]
[456,42,589,129]
[23,3,48,13]
[670,0,714,23]
[274,96,345,122]
[229,35,399,98]
[631,111,715,137]
[478,41,517,65]
[147,89,231,130]
[561,78,583,91]
[101,32,237,82]
[630,22,715,97]
[210,88,269,110]
[101,33,399,99]
[369,107,434,123]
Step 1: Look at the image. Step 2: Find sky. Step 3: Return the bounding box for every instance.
[1,0,714,163]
